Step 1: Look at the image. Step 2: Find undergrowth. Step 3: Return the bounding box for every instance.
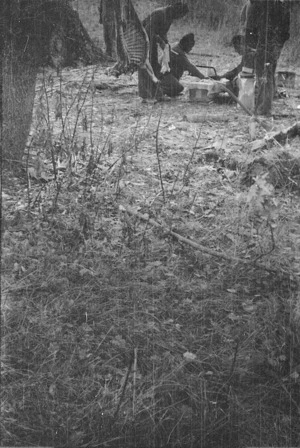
[2,2,300,447]
[2,69,300,448]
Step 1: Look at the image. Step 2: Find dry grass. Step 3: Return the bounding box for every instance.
[2,1,300,447]
[2,89,300,445]
[2,218,300,446]
[2,197,299,446]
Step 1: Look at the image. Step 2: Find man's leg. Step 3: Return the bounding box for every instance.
[103,23,115,57]
[160,73,184,97]
[138,67,164,100]
[255,52,274,116]
[243,0,260,69]
[102,0,116,57]
[149,39,161,77]
[254,1,290,115]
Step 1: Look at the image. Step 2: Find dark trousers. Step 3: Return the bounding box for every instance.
[101,0,116,57]
[244,0,290,115]
[255,39,284,115]
[103,23,116,57]
[160,73,184,97]
[138,68,164,100]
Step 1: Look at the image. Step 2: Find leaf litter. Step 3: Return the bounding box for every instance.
[2,46,300,447]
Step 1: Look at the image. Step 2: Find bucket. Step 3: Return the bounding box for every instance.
[187,80,214,102]
[237,74,255,113]
[189,87,210,102]
[186,80,229,103]
[276,71,296,89]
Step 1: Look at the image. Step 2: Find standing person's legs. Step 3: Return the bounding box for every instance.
[149,38,161,77]
[102,0,116,57]
[246,0,290,115]
[243,0,259,70]
[103,23,115,57]
[255,45,274,116]
[138,68,164,100]
[138,34,165,99]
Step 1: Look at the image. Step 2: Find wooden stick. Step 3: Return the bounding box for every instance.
[212,81,272,131]
[248,121,300,151]
[266,122,300,143]
[132,348,138,417]
[120,205,277,272]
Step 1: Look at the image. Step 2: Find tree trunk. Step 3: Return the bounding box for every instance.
[44,0,105,69]
[1,0,105,171]
[1,0,39,172]
[286,0,300,62]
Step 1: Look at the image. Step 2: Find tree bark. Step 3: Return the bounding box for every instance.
[1,0,39,172]
[285,0,300,62]
[1,0,105,171]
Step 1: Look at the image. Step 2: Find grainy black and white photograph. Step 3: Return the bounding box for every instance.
[1,0,300,447]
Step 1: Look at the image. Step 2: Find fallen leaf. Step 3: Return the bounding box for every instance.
[183,351,197,361]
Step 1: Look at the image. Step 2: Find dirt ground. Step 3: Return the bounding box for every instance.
[4,2,300,266]
[37,1,300,177]
[28,42,300,202]
[17,41,298,284]
[11,0,300,199]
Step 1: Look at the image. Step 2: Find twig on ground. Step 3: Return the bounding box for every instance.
[113,353,134,421]
[213,81,272,131]
[95,82,136,91]
[120,205,279,273]
[132,348,138,417]
[247,121,300,151]
[267,121,300,143]
[155,108,165,203]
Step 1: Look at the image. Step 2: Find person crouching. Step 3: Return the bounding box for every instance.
[160,33,205,97]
